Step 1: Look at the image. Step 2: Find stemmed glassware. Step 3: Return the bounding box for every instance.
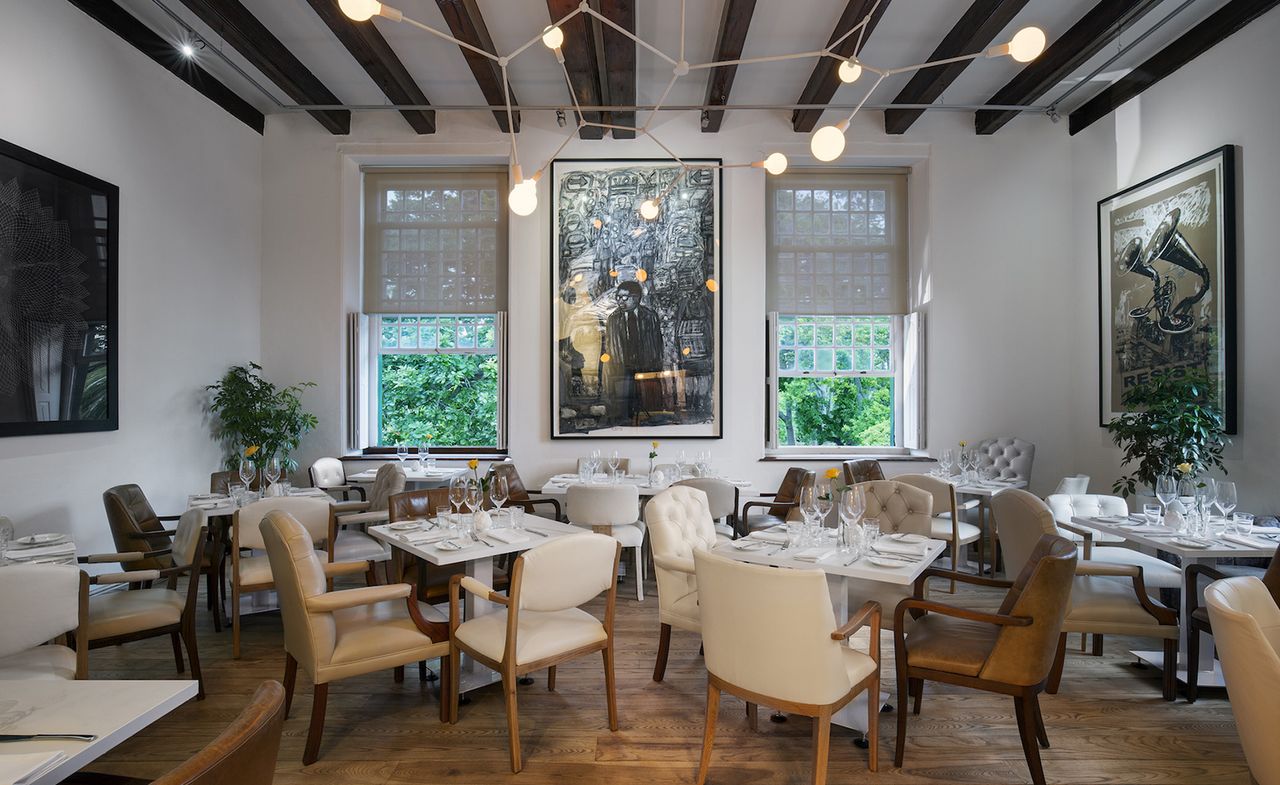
[1155,474,1177,516]
[238,455,255,491]
[795,484,818,547]
[608,450,622,482]
[489,474,509,516]
[696,450,712,478]
[814,478,834,529]
[396,444,409,463]
[264,454,281,489]
[676,450,690,480]
[1215,480,1237,521]
[838,486,866,556]
[463,479,481,516]
[448,474,466,522]
[938,448,956,477]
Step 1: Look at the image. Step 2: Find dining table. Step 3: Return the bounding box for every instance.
[536,473,757,497]
[0,534,77,567]
[1070,513,1278,689]
[347,465,467,487]
[0,679,197,785]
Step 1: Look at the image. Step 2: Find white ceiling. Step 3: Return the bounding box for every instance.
[112,0,1236,130]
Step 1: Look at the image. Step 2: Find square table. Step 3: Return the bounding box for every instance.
[941,476,1027,572]
[348,465,467,487]
[536,474,756,498]
[1070,514,1277,688]
[0,679,197,785]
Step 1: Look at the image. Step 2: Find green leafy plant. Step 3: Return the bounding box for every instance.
[1105,370,1228,497]
[206,363,318,472]
[378,354,496,446]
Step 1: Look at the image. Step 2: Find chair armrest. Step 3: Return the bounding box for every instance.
[135,529,179,541]
[1076,563,1177,625]
[332,500,371,515]
[322,560,370,578]
[895,597,1033,630]
[406,596,450,643]
[156,514,183,522]
[519,497,563,520]
[913,568,1012,597]
[832,600,881,640]
[956,498,980,511]
[458,575,507,604]
[653,553,695,575]
[738,500,792,537]
[335,510,388,526]
[1185,563,1227,615]
[306,583,411,613]
[78,551,147,565]
[1056,520,1095,559]
[92,569,162,585]
[1076,562,1137,578]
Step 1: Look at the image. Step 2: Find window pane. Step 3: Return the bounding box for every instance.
[778,318,795,347]
[797,349,815,372]
[873,322,891,346]
[874,349,891,371]
[399,318,418,349]
[778,349,796,371]
[776,377,895,446]
[437,317,456,349]
[380,318,398,349]
[418,317,436,349]
[835,322,853,346]
[796,322,814,347]
[835,349,853,371]
[477,317,496,348]
[855,348,871,370]
[379,354,498,446]
[854,322,871,346]
[456,316,476,348]
[815,348,834,371]
[815,322,834,346]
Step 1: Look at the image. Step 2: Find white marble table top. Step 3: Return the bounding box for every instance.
[1071,515,1277,559]
[369,515,585,567]
[347,466,467,483]
[537,474,756,497]
[712,534,946,587]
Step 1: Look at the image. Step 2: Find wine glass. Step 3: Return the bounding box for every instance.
[676,450,689,479]
[490,474,509,513]
[264,454,281,488]
[608,450,621,482]
[814,478,834,527]
[838,487,866,555]
[1215,480,1237,520]
[697,449,712,478]
[940,448,956,477]
[448,474,466,519]
[797,484,820,542]
[238,456,255,489]
[1155,474,1177,514]
[589,448,603,476]
[463,479,481,515]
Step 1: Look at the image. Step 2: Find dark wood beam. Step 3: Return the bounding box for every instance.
[883,0,1030,135]
[174,0,349,134]
[304,0,434,134]
[976,0,1161,135]
[596,0,636,138]
[65,0,263,133]
[1069,0,1280,135]
[702,0,757,133]
[791,0,893,133]
[547,0,606,139]
[434,0,519,133]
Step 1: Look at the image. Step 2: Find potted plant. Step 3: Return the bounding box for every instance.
[207,363,318,474]
[1105,370,1228,498]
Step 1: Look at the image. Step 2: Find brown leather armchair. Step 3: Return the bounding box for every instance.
[842,458,885,485]
[152,680,284,785]
[894,534,1078,785]
[491,463,562,520]
[737,467,812,537]
[1184,542,1279,701]
[103,484,183,573]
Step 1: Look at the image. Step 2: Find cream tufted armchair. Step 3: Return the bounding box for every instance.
[858,480,934,536]
[0,564,86,679]
[897,473,982,592]
[1044,493,1181,591]
[994,489,1179,700]
[261,510,449,764]
[1204,576,1280,785]
[673,478,738,539]
[645,486,730,682]
[975,437,1036,484]
[309,457,365,502]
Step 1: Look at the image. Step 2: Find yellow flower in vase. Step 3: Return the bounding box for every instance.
[824,467,841,481]
[244,445,260,458]
[1176,462,1193,475]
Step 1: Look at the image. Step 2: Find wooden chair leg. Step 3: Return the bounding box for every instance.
[1186,627,1201,703]
[1047,633,1067,694]
[603,645,619,731]
[303,682,328,765]
[949,537,959,594]
[1014,692,1047,785]
[1162,639,1178,702]
[1092,634,1104,656]
[170,632,185,674]
[696,681,719,785]
[812,707,832,785]
[865,674,879,772]
[910,677,923,715]
[653,623,672,682]
[232,586,241,659]
[394,665,404,683]
[418,660,428,681]
[894,668,909,767]
[437,655,450,723]
[746,701,758,731]
[548,665,557,691]
[448,645,461,725]
[503,672,522,773]
[634,547,644,602]
[283,653,298,719]
[1031,692,1048,748]
[181,624,204,700]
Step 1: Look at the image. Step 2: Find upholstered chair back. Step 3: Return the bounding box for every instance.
[857,481,933,536]
[770,467,813,518]
[260,512,335,675]
[172,508,207,570]
[153,680,284,785]
[990,489,1059,577]
[981,535,1078,686]
[673,478,736,520]
[491,463,532,502]
[842,459,885,485]
[0,564,82,660]
[103,484,171,571]
[309,458,346,489]
[975,438,1036,483]
[389,488,451,522]
[236,497,330,551]
[695,549,853,705]
[894,474,957,519]
[1205,576,1280,785]
[1044,494,1127,525]
[516,533,619,612]
[366,463,407,511]
[1052,475,1090,495]
[566,484,639,527]
[647,487,718,606]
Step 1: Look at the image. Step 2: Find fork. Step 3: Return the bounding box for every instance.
[470,532,494,548]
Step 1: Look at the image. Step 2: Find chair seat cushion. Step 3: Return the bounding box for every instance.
[745,513,787,533]
[661,590,701,631]
[842,646,877,687]
[319,600,447,682]
[87,588,184,640]
[0,645,77,680]
[455,607,607,666]
[1065,577,1177,637]
[930,517,981,544]
[333,530,391,562]
[602,523,645,548]
[237,554,274,588]
[903,614,999,677]
[1085,548,1182,589]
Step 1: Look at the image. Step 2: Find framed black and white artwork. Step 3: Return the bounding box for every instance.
[550,158,722,439]
[1097,145,1236,432]
[0,138,118,437]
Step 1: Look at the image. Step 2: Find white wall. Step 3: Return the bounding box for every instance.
[261,104,1077,494]
[1068,6,1280,513]
[0,1,263,552]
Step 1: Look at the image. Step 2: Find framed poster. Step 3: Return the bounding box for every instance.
[0,138,118,436]
[1097,145,1236,432]
[551,158,722,439]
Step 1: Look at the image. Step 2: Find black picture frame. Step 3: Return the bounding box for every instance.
[1096,145,1237,433]
[549,157,723,440]
[0,137,119,437]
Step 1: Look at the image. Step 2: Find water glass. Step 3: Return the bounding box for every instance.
[426,456,437,472]
[579,463,593,484]
[1143,503,1161,524]
[511,506,526,530]
[863,518,882,547]
[435,505,452,527]
[1232,512,1254,536]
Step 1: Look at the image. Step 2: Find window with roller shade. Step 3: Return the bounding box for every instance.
[765,170,911,450]
[362,168,508,449]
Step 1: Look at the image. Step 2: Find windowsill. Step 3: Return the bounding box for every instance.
[759,452,933,463]
[340,452,508,463]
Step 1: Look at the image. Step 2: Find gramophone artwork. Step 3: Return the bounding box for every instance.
[1097,146,1236,432]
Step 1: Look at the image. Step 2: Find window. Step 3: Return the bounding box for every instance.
[766,170,912,451]
[361,169,508,449]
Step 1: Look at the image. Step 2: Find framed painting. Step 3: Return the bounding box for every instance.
[551,158,722,439]
[1097,145,1236,432]
[0,138,118,436]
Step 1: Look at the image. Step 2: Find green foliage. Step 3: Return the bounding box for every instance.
[1105,369,1228,497]
[777,377,894,447]
[78,362,109,420]
[206,363,318,471]
[379,354,497,446]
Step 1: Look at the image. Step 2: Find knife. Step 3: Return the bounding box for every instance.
[0,733,97,742]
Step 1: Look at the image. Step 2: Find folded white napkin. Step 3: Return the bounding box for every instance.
[191,499,228,509]
[874,539,925,556]
[401,530,451,545]
[1223,533,1275,550]
[7,542,76,560]
[0,751,68,785]
[1123,525,1174,534]
[791,547,835,562]
[1163,509,1187,529]
[484,529,529,544]
[746,531,788,544]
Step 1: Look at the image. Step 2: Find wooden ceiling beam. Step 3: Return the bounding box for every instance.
[65,0,263,133]
[702,0,758,134]
[883,0,1030,135]
[174,0,349,134]
[304,0,435,134]
[434,0,519,133]
[596,0,636,139]
[791,0,892,133]
[1069,0,1280,135]
[547,0,605,139]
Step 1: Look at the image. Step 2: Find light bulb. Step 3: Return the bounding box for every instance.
[508,180,538,216]
[1008,26,1046,63]
[705,278,718,293]
[837,59,862,84]
[639,199,660,220]
[179,43,195,58]
[338,0,382,21]
[810,124,847,162]
[762,152,788,175]
[636,268,648,282]
[542,25,564,50]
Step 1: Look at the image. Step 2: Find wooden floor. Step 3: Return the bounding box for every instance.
[86,574,1251,785]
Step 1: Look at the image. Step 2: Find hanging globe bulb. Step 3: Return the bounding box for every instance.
[338,0,382,21]
[1008,26,1047,62]
[541,25,564,50]
[810,124,847,162]
[508,179,538,216]
[639,199,660,220]
[762,152,788,175]
[837,59,862,84]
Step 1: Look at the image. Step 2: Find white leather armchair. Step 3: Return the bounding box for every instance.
[567,484,646,601]
[309,456,365,502]
[694,549,881,784]
[1205,576,1280,785]
[0,564,86,679]
[1044,493,1181,590]
[1052,475,1090,495]
[330,464,402,566]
